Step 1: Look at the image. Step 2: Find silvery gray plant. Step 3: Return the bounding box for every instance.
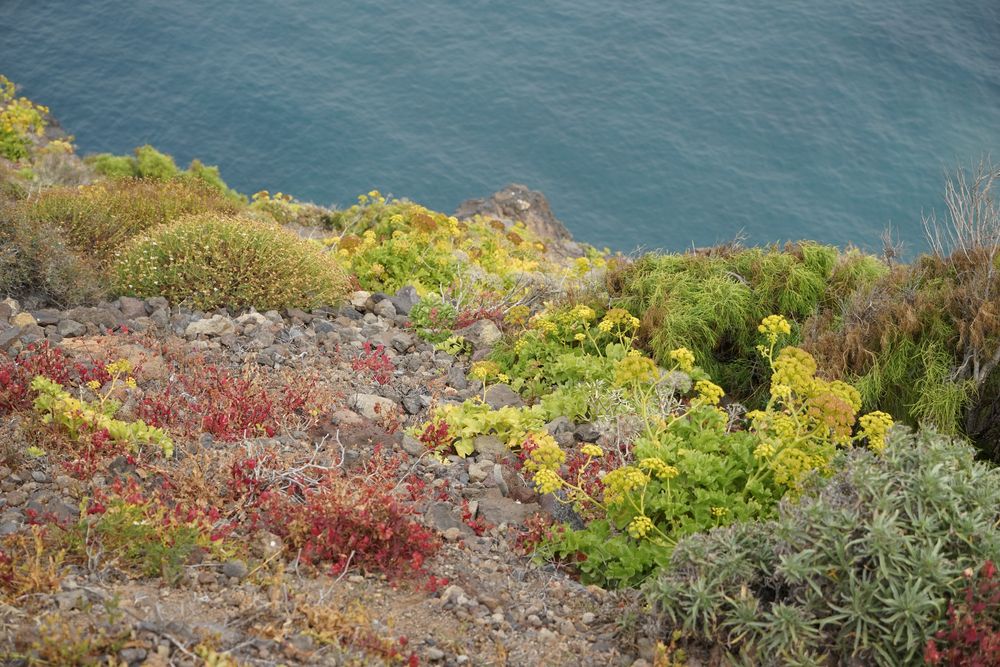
[645,427,1000,666]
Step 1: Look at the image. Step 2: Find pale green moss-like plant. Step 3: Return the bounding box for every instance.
[113,213,350,311]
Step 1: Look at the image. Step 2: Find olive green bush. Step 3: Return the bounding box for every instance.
[23,178,242,263]
[0,206,106,306]
[646,428,1000,666]
[114,214,350,311]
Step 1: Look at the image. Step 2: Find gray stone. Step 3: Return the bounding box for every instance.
[426,502,465,532]
[349,291,371,310]
[0,327,21,351]
[64,306,122,330]
[117,296,148,320]
[31,309,61,326]
[56,319,86,337]
[313,318,336,335]
[477,492,539,526]
[0,301,11,323]
[373,299,397,319]
[401,435,426,457]
[338,305,363,321]
[446,365,468,390]
[348,393,398,420]
[149,308,170,329]
[222,559,249,580]
[285,308,313,323]
[401,394,423,415]
[472,435,506,459]
[468,460,492,483]
[119,648,148,664]
[390,286,419,316]
[455,319,502,349]
[236,311,269,327]
[185,315,236,337]
[389,331,413,353]
[485,384,523,409]
[574,422,601,442]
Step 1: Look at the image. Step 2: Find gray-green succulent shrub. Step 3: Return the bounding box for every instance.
[645,428,1000,666]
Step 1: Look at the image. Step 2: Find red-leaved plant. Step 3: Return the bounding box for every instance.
[926,561,1000,666]
[352,342,395,386]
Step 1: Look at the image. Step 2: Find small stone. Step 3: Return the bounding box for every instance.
[581,612,596,624]
[373,300,397,319]
[4,490,26,506]
[401,435,426,457]
[472,435,506,459]
[446,365,468,390]
[442,527,462,541]
[117,296,148,320]
[222,559,249,580]
[56,319,87,337]
[401,394,423,415]
[119,647,148,664]
[425,647,445,661]
[10,312,36,328]
[484,384,523,409]
[390,286,419,316]
[348,393,398,421]
[456,319,502,349]
[185,315,235,337]
[349,291,372,310]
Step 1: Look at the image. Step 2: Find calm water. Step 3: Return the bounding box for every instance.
[2,0,998,253]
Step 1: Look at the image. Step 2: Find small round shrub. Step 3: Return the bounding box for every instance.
[114,214,350,311]
[646,428,1000,666]
[24,178,242,263]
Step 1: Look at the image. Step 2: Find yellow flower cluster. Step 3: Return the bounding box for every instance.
[753,442,776,459]
[694,380,725,406]
[637,458,679,480]
[627,515,655,539]
[614,355,659,386]
[522,431,566,475]
[505,305,531,327]
[533,469,563,495]
[771,347,818,396]
[669,347,695,373]
[859,411,894,453]
[470,360,501,381]
[770,447,827,488]
[107,359,133,376]
[758,314,791,340]
[806,391,855,444]
[597,308,640,334]
[581,443,604,458]
[602,466,649,505]
[710,507,728,518]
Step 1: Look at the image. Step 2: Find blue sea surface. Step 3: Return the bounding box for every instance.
[2,0,998,253]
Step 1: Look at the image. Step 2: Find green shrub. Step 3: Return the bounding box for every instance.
[89,152,139,179]
[647,428,1000,666]
[611,244,886,404]
[134,144,179,180]
[114,214,351,311]
[24,178,242,263]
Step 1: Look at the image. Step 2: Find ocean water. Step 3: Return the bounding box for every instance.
[2,0,998,253]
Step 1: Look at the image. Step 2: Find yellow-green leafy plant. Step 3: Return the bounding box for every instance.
[530,316,890,588]
[0,74,48,161]
[114,213,351,311]
[31,363,174,457]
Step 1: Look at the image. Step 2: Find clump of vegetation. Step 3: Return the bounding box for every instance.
[90,144,245,201]
[325,190,601,298]
[0,211,108,306]
[646,428,1000,665]
[23,177,242,263]
[114,213,350,311]
[509,314,890,587]
[0,74,48,161]
[803,159,1000,453]
[609,243,886,403]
